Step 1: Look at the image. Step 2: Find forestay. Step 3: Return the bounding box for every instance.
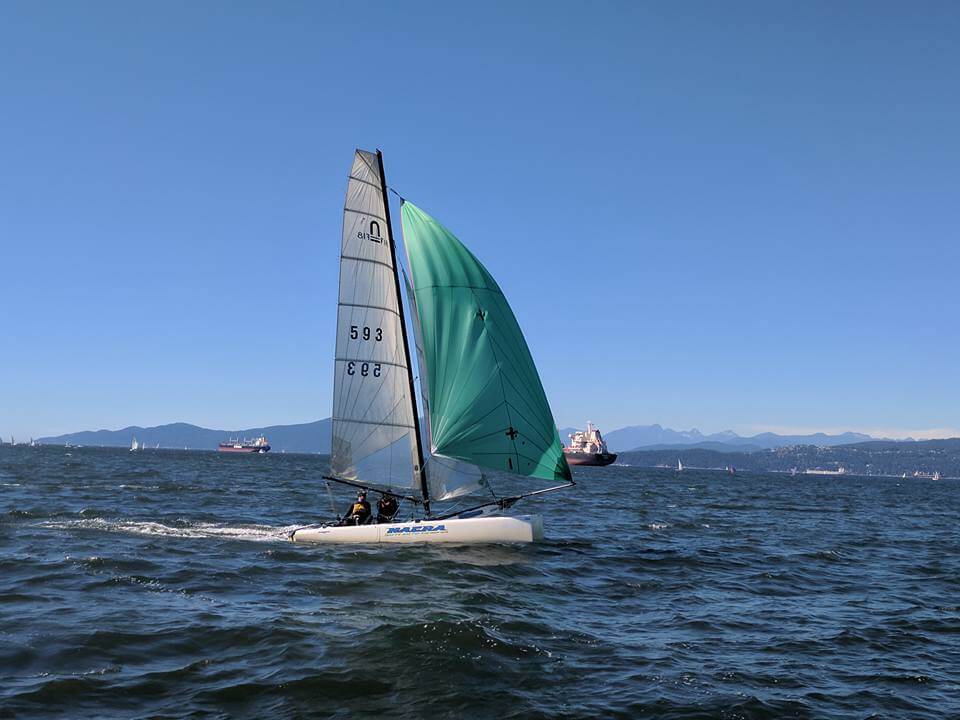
[331,151,419,494]
[400,202,571,495]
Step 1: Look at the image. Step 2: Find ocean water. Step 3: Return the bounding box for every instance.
[1,446,958,719]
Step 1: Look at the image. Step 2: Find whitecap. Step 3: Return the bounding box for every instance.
[35,518,299,543]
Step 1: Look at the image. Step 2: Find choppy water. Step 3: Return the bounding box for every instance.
[1,446,958,718]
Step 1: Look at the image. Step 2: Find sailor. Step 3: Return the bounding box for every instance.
[376,493,399,523]
[342,490,372,525]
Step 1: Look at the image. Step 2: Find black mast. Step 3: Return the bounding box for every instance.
[376,149,430,516]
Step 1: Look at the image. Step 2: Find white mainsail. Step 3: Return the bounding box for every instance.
[330,150,420,493]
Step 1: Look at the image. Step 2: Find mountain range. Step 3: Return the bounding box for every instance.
[40,420,882,454]
[38,420,332,454]
[597,424,874,452]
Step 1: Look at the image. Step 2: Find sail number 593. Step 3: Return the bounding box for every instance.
[346,361,381,377]
[350,325,383,342]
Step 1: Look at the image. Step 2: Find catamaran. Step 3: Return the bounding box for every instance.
[291,150,573,545]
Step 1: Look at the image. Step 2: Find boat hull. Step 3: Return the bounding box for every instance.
[217,445,270,453]
[563,451,617,466]
[290,514,543,545]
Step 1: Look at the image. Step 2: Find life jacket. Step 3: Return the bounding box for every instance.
[350,501,368,516]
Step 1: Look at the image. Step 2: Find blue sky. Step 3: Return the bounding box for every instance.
[2,1,958,440]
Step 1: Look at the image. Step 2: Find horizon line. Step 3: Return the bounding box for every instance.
[22,419,960,443]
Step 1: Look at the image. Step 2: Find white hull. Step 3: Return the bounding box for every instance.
[291,514,543,545]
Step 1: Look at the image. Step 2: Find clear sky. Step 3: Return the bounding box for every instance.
[2,1,958,440]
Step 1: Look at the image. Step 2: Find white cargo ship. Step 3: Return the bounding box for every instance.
[563,422,617,466]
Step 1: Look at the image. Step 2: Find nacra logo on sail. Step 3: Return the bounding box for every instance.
[385,524,447,535]
[357,219,383,244]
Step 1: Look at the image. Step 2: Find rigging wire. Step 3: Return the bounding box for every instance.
[484,474,500,503]
[323,479,340,522]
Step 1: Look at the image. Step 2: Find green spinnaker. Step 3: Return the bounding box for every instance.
[400,201,571,484]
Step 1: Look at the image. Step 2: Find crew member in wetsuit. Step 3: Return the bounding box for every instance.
[341,490,371,525]
[376,493,399,523]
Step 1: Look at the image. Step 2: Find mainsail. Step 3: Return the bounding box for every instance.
[400,201,571,497]
[331,151,422,494]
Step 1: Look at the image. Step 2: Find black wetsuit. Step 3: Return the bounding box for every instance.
[377,496,399,523]
[342,498,371,525]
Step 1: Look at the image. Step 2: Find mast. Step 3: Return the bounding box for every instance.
[376,150,430,515]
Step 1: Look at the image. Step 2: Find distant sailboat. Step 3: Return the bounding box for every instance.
[291,149,572,545]
[130,437,140,452]
[677,458,684,472]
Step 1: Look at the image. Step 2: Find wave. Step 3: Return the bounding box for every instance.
[33,518,299,543]
[4,452,958,719]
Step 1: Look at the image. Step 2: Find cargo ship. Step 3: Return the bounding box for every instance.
[804,467,846,476]
[217,436,271,454]
[563,422,617,466]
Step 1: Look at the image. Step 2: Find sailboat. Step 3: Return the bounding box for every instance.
[677,458,683,472]
[130,437,140,452]
[291,150,572,544]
